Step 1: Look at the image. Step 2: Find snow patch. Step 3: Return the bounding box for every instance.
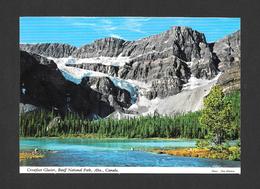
[49,56,130,67]
[21,88,26,95]
[19,103,38,114]
[185,61,194,67]
[106,111,138,119]
[183,73,221,91]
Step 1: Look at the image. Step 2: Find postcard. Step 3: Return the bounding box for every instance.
[19,17,240,174]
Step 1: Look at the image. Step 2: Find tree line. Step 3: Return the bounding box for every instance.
[19,110,206,139]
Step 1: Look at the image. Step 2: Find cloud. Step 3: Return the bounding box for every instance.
[105,26,117,31]
[68,17,152,35]
[101,19,113,25]
[71,18,117,32]
[123,17,150,33]
[110,34,123,39]
[99,19,118,32]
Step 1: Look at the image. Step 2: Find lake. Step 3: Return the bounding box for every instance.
[20,138,240,167]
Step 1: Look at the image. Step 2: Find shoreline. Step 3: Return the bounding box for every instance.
[19,135,194,141]
[150,147,240,161]
[20,151,45,161]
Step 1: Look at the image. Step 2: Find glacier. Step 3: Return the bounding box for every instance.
[48,56,139,103]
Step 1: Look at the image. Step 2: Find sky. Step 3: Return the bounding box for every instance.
[20,17,240,47]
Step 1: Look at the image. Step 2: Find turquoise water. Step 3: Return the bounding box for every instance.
[20,138,240,167]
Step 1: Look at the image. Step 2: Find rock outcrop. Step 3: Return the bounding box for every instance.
[20,43,77,58]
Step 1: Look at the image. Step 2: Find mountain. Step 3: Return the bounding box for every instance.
[20,26,240,118]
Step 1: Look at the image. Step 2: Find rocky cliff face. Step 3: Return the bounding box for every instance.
[214,30,240,93]
[20,43,77,58]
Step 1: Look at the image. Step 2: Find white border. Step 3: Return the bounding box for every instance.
[20,167,241,174]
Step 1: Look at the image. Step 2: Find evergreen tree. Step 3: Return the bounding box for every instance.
[199,86,234,145]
